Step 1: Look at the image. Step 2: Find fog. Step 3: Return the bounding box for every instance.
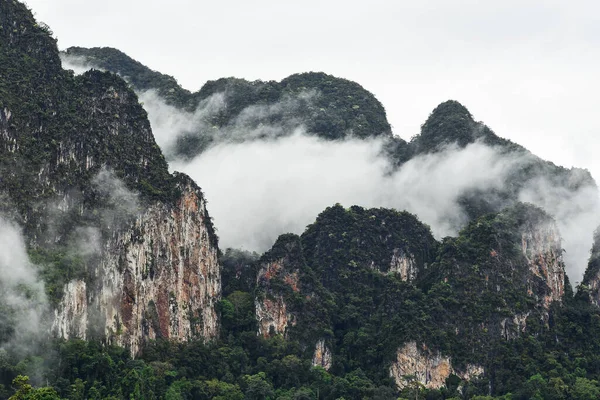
[0,217,48,354]
[61,57,600,283]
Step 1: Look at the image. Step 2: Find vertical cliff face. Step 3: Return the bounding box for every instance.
[500,312,530,340]
[53,175,221,355]
[52,280,87,339]
[312,339,332,370]
[580,229,600,306]
[389,248,417,281]
[389,342,483,390]
[255,258,299,338]
[0,1,222,355]
[253,233,332,345]
[521,221,565,309]
[255,295,294,338]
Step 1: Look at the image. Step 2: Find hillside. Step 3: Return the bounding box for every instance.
[63,47,394,159]
[0,0,221,377]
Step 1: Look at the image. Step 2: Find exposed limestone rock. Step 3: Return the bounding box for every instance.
[52,280,87,339]
[521,221,565,309]
[312,339,332,370]
[460,364,485,381]
[389,248,417,281]
[580,229,600,307]
[53,177,221,356]
[255,256,300,338]
[500,312,530,340]
[390,342,483,390]
[0,108,17,153]
[255,296,295,338]
[257,261,300,293]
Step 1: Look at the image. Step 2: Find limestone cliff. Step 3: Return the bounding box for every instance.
[255,295,294,338]
[311,339,333,370]
[53,175,220,355]
[0,0,222,356]
[389,342,483,390]
[521,220,565,309]
[580,228,600,306]
[389,248,418,281]
[255,258,299,338]
[253,233,332,344]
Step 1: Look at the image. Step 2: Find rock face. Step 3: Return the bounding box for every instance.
[312,339,332,370]
[389,248,417,281]
[253,234,309,338]
[580,229,600,306]
[500,312,530,340]
[53,280,88,339]
[521,220,565,309]
[390,342,483,390]
[0,1,222,356]
[255,295,294,338]
[53,176,221,355]
[255,259,298,338]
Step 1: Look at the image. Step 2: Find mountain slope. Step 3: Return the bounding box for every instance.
[0,0,221,355]
[62,46,396,159]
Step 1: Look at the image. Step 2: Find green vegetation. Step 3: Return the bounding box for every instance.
[3,203,600,399]
[62,47,394,159]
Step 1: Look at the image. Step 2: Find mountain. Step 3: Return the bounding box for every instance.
[62,46,395,159]
[3,1,600,399]
[61,47,597,230]
[0,0,220,358]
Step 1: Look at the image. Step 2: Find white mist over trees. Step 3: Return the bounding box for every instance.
[60,57,600,284]
[0,217,48,354]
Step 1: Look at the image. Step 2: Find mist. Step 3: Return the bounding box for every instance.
[0,216,48,355]
[60,54,102,75]
[172,133,599,283]
[60,57,600,283]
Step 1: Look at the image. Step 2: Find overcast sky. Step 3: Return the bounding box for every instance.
[26,0,600,181]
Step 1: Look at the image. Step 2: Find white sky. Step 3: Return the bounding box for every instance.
[25,0,600,181]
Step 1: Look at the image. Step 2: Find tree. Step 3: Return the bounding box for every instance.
[9,376,61,400]
[243,373,274,400]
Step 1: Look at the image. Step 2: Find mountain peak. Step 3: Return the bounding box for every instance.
[414,100,477,152]
[427,100,474,122]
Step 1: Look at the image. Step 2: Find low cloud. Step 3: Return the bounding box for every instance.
[139,87,318,158]
[59,55,600,283]
[172,133,599,283]
[170,136,508,247]
[519,173,600,284]
[60,53,103,75]
[138,90,226,156]
[0,216,48,355]
[92,167,140,231]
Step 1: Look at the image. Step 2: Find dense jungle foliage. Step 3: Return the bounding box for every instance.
[3,205,600,399]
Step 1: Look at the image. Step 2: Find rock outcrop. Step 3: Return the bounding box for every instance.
[255,259,299,338]
[580,228,600,306]
[53,280,87,339]
[312,339,333,370]
[255,295,294,338]
[521,221,565,309]
[390,342,483,390]
[0,0,222,356]
[254,234,308,338]
[53,175,221,355]
[500,312,530,340]
[389,248,417,281]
